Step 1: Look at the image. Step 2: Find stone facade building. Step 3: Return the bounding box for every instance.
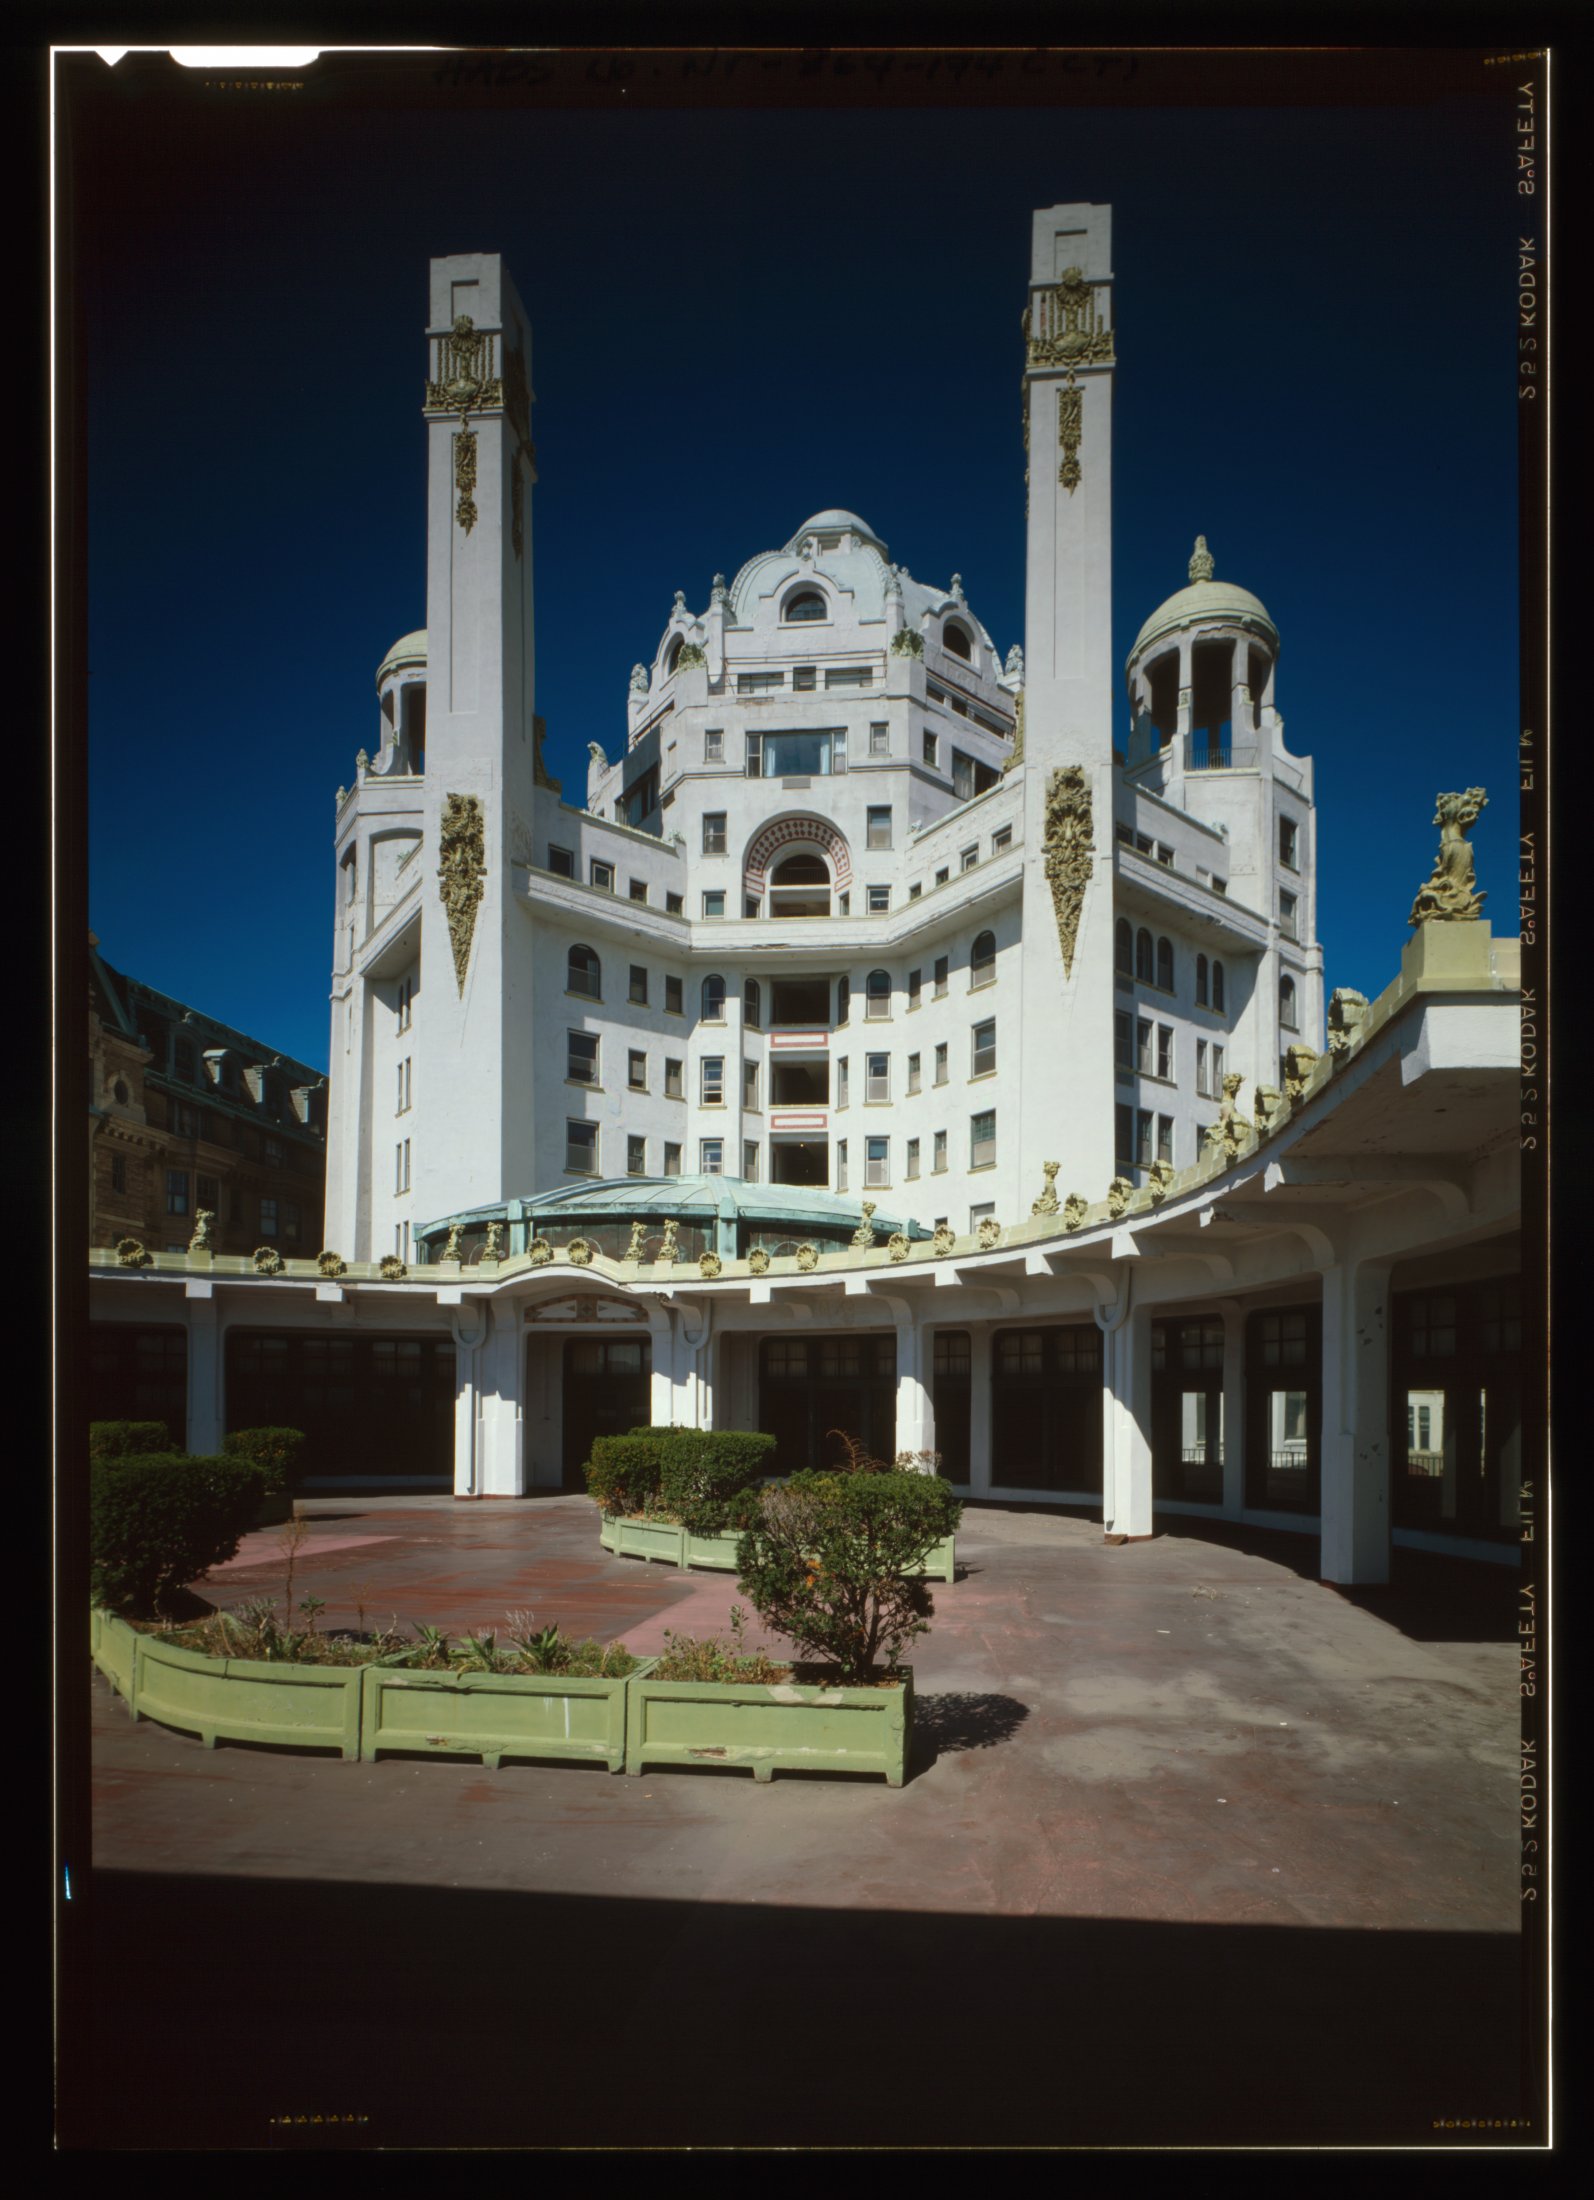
[88,206,1521,1582]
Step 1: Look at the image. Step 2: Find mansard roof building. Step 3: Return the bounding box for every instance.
[89,207,1521,1582]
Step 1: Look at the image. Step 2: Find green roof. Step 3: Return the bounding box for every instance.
[426,1175,932,1239]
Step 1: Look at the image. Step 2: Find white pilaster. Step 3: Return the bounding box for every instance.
[1220,1302,1247,1516]
[1319,1258,1394,1584]
[1100,1297,1153,1538]
[968,1325,994,1496]
[892,1308,935,1460]
[185,1293,221,1456]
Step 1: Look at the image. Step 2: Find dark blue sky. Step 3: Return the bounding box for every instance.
[77,55,1525,1073]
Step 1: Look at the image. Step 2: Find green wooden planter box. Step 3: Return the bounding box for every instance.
[625,1665,914,1786]
[252,1490,294,1528]
[132,1632,363,1759]
[91,1609,140,1709]
[359,1659,657,1773]
[603,1518,956,1583]
[603,1514,687,1566]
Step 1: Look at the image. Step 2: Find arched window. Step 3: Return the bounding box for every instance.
[666,636,684,673]
[743,978,762,1029]
[1135,928,1154,983]
[1212,960,1226,1013]
[568,944,601,999]
[865,969,892,1020]
[701,974,727,1022]
[836,975,850,1026]
[1196,954,1209,1006]
[1280,976,1298,1031]
[1156,937,1174,992]
[1116,919,1134,975]
[783,589,828,623]
[769,850,831,919]
[943,621,973,660]
[971,930,997,988]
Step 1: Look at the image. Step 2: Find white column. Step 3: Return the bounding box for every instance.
[1101,1300,1153,1538]
[1220,1303,1247,1516]
[1319,1258,1393,1584]
[968,1324,994,1496]
[1231,635,1250,737]
[475,1300,525,1497]
[448,1302,488,1496]
[893,1310,935,1461]
[1175,634,1193,739]
[646,1306,676,1428]
[185,1291,222,1456]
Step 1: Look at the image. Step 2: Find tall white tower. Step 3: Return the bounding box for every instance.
[1016,204,1118,1203]
[415,254,541,1225]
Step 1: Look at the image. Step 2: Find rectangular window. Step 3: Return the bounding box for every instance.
[165,1169,189,1215]
[908,968,923,1010]
[867,884,891,913]
[934,957,949,997]
[260,1195,277,1235]
[702,890,726,918]
[969,1201,995,1232]
[836,1057,850,1108]
[173,1039,196,1081]
[934,1043,948,1086]
[743,1140,760,1181]
[1117,822,1134,845]
[971,1110,997,1169]
[700,1138,724,1175]
[933,1129,948,1174]
[743,1058,759,1109]
[566,1121,598,1174]
[263,1136,285,1168]
[869,723,889,756]
[1213,1043,1226,1088]
[628,1049,648,1091]
[1115,1011,1134,1074]
[1280,890,1299,940]
[907,1052,922,1094]
[992,824,1013,853]
[754,728,847,777]
[664,1142,682,1177]
[665,976,684,1014]
[923,731,939,769]
[664,1057,684,1098]
[972,1020,996,1078]
[865,1135,889,1187]
[568,1031,599,1085]
[1136,1110,1154,1167]
[629,964,649,1005]
[908,882,922,901]
[627,1135,646,1176]
[1157,1114,1174,1165]
[704,729,724,762]
[825,665,873,689]
[590,860,614,893]
[629,879,648,904]
[961,844,979,873]
[951,750,1000,802]
[935,866,950,889]
[1196,1038,1209,1097]
[792,666,817,692]
[548,844,575,878]
[703,813,727,854]
[1115,1103,1135,1169]
[745,895,762,919]
[1211,877,1227,896]
[866,1052,890,1102]
[867,806,892,850]
[701,1057,725,1105]
[1157,843,1174,867]
[170,1100,200,1139]
[836,1139,848,1192]
[402,1139,411,1191]
[666,891,684,915]
[906,1138,920,1179]
[1137,1017,1154,1074]
[1136,832,1154,855]
[1279,814,1299,869]
[737,670,784,695]
[1157,1025,1173,1080]
[196,1172,218,1210]
[110,1153,128,1194]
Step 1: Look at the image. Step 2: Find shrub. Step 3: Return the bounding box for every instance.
[90,1452,264,1616]
[89,1421,171,1461]
[224,1426,308,1496]
[650,1428,777,1534]
[735,1468,963,1683]
[584,1433,666,1518]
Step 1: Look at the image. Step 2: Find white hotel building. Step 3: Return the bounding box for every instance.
[89,205,1522,1582]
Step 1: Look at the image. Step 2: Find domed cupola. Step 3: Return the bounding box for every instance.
[1125,538,1279,762]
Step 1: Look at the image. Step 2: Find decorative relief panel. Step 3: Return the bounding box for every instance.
[1042,765,1093,978]
[453,429,478,535]
[1024,269,1114,370]
[743,814,854,895]
[424,316,503,415]
[438,793,486,995]
[1057,373,1082,492]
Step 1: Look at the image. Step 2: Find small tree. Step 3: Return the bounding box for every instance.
[735,1469,962,1683]
[90,1453,263,1616]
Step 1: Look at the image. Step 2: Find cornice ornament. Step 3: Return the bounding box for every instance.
[1003,687,1026,775]
[674,642,707,670]
[1106,1176,1134,1221]
[1410,788,1488,925]
[378,1254,406,1279]
[567,1238,594,1267]
[1024,269,1114,370]
[1057,371,1083,493]
[624,1221,646,1263]
[888,1233,910,1263]
[425,315,502,416]
[1188,535,1215,583]
[850,1202,878,1250]
[1147,1158,1176,1204]
[748,1247,771,1276]
[253,1246,286,1275]
[699,1251,723,1280]
[453,428,479,535]
[976,1217,1003,1251]
[528,1236,553,1266]
[659,1218,679,1265]
[1043,764,1093,978]
[1283,1044,1319,1103]
[1203,1071,1250,1160]
[188,1209,215,1253]
[1252,1087,1282,1139]
[442,1225,463,1263]
[316,1250,346,1277]
[115,1236,151,1268]
[482,1222,504,1262]
[932,1223,956,1258]
[438,793,486,995]
[889,628,924,658]
[1327,989,1369,1057]
[1063,1194,1088,1233]
[795,1243,819,1273]
[1030,1161,1061,1217]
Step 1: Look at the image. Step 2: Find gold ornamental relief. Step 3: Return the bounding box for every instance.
[424,315,504,416]
[1057,372,1083,492]
[1025,269,1115,370]
[438,792,486,995]
[453,430,478,535]
[1043,764,1093,978]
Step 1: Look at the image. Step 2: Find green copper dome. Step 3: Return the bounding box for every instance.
[1129,540,1277,664]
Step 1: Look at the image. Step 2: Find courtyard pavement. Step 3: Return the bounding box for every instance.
[72,1495,1530,2151]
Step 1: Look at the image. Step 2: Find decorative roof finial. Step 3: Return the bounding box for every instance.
[1189,536,1215,583]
